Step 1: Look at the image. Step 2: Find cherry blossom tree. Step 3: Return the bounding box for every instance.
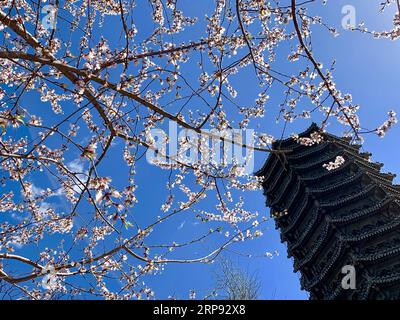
[0,0,398,299]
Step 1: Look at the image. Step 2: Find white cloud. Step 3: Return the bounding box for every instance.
[67,158,85,173]
[66,159,88,194]
[177,220,186,230]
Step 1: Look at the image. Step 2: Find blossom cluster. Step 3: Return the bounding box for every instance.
[323,156,346,171]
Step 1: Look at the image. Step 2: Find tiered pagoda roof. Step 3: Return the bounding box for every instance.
[256,123,400,299]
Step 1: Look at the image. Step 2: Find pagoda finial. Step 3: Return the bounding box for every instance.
[309,122,320,131]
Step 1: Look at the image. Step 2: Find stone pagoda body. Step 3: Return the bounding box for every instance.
[256,123,400,299]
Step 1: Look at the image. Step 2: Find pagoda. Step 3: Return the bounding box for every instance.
[256,123,400,299]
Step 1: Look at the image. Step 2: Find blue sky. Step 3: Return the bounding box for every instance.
[138,0,400,300]
[2,0,400,299]
[145,0,400,299]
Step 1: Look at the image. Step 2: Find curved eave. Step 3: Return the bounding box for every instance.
[270,171,297,207]
[359,273,400,299]
[303,217,400,290]
[331,196,394,224]
[327,269,400,300]
[355,246,400,263]
[271,122,320,149]
[309,171,363,195]
[287,142,330,162]
[292,150,343,171]
[292,184,379,241]
[296,215,400,272]
[300,159,354,183]
[302,242,344,290]
[289,196,393,255]
[255,153,277,177]
[282,161,360,233]
[263,164,286,195]
[319,184,377,210]
[280,191,310,234]
[256,122,325,177]
[285,172,365,242]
